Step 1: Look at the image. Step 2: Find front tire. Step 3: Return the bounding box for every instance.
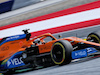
[51,40,73,65]
[87,31,100,43]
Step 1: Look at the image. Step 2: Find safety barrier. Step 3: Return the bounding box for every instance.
[0,0,42,14]
[12,0,41,10]
[0,0,14,14]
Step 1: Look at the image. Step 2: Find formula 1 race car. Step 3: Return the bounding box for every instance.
[0,29,100,74]
[22,30,100,67]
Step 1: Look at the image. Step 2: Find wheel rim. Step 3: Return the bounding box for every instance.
[87,35,100,43]
[52,45,64,62]
[91,37,99,43]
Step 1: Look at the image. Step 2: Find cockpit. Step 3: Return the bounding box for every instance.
[32,33,57,45]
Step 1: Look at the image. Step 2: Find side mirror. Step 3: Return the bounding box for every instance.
[58,35,62,38]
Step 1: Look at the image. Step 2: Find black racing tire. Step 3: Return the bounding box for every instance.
[87,31,100,43]
[51,40,73,65]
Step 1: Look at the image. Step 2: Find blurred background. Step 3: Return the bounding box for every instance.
[0,0,97,27]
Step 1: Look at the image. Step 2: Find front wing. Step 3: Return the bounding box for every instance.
[72,47,99,59]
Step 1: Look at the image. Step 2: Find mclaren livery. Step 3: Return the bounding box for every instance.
[0,29,100,74]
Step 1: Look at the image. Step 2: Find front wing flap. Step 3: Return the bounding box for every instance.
[72,47,98,59]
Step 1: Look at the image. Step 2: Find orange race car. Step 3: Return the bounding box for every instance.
[22,30,100,67]
[0,29,100,74]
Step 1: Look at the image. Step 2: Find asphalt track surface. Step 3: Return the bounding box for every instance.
[13,25,100,75]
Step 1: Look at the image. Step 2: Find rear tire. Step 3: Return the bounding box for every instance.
[51,40,73,65]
